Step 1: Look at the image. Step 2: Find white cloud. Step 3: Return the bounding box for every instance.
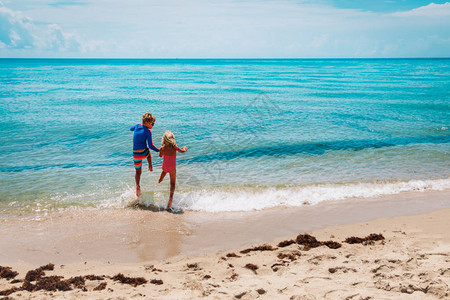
[1,0,449,57]
[0,5,35,48]
[44,24,82,51]
[0,3,83,53]
[391,2,450,17]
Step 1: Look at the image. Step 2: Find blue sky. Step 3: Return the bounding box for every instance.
[0,0,449,58]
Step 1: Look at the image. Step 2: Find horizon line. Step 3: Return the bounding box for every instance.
[1,57,450,60]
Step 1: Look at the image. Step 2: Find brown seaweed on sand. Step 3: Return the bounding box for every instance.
[0,287,20,296]
[227,272,238,281]
[84,274,105,281]
[271,262,286,272]
[111,273,147,287]
[366,233,385,242]
[36,276,72,292]
[10,279,22,284]
[226,252,241,258]
[256,288,266,295]
[187,263,199,269]
[344,233,385,245]
[322,241,342,249]
[296,234,322,250]
[277,251,301,261]
[39,263,55,271]
[22,275,72,292]
[295,234,344,250]
[0,266,18,280]
[0,262,150,296]
[67,276,85,289]
[240,244,277,254]
[93,282,107,291]
[24,264,55,282]
[150,279,164,285]
[21,280,35,292]
[344,236,365,244]
[24,269,45,282]
[244,263,259,274]
[277,239,296,247]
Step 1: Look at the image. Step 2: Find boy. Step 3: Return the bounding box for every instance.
[130,112,159,197]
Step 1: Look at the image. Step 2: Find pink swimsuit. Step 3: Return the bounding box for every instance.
[162,155,176,173]
[162,146,180,173]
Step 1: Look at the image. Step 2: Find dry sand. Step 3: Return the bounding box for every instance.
[1,205,449,299]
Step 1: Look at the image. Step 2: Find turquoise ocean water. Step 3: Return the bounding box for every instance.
[0,59,449,213]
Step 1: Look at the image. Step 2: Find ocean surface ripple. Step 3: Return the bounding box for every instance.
[1,58,449,213]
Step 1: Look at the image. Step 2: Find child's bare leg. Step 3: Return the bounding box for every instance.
[146,155,153,172]
[135,168,142,196]
[167,169,176,209]
[158,171,166,183]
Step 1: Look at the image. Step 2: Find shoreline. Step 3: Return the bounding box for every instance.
[1,205,449,298]
[0,189,449,265]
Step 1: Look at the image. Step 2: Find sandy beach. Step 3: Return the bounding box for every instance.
[1,190,449,299]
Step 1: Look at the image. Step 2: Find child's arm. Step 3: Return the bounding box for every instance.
[147,130,160,152]
[159,146,164,157]
[176,146,188,153]
[130,125,137,131]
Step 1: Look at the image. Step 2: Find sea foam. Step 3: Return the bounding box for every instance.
[170,178,450,212]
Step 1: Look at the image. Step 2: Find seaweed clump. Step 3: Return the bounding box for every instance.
[277,251,301,261]
[277,239,296,248]
[322,241,342,249]
[21,264,70,293]
[344,236,365,244]
[186,263,201,271]
[366,233,385,242]
[344,233,385,245]
[240,244,277,254]
[35,276,72,292]
[0,287,20,296]
[84,274,105,281]
[22,275,72,292]
[0,266,18,280]
[244,263,259,274]
[111,273,147,287]
[295,234,343,250]
[24,263,55,282]
[150,279,163,285]
[67,276,85,289]
[10,279,22,284]
[0,263,152,296]
[226,252,241,258]
[296,234,322,250]
[24,269,45,282]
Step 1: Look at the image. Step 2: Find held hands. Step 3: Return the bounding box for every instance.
[182,146,188,151]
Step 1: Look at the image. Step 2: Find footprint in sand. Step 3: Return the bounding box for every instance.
[307,255,337,265]
[289,295,317,300]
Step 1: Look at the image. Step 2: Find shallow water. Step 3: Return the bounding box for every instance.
[0,58,449,213]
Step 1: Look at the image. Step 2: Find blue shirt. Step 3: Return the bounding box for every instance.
[130,124,159,152]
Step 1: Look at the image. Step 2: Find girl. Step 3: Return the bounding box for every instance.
[158,131,188,210]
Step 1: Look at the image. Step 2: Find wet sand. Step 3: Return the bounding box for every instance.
[0,190,449,265]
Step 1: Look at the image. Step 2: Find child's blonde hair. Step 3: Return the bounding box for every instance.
[142,112,155,124]
[161,130,177,148]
